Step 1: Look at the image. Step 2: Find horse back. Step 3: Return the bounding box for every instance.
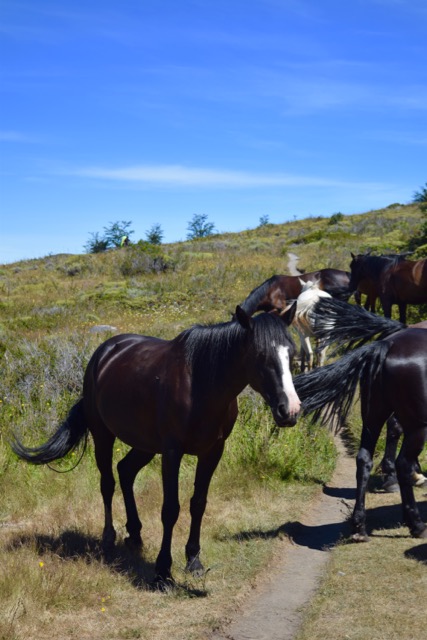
[83,334,193,451]
[385,258,427,302]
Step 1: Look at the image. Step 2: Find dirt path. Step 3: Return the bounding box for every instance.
[212,436,355,640]
[211,253,356,640]
[287,252,301,276]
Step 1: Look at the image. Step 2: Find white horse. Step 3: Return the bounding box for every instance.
[292,278,331,372]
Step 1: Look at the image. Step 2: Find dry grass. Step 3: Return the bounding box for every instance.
[296,486,427,640]
[0,463,321,640]
[1,204,426,639]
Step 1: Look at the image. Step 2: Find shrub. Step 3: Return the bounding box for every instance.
[119,242,173,276]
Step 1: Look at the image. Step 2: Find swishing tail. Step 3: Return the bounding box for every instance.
[294,340,391,428]
[11,399,88,465]
[309,297,405,351]
[324,285,352,301]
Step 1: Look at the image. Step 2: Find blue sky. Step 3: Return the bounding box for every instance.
[1,0,426,264]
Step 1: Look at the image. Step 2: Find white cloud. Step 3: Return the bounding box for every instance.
[0,130,40,143]
[65,164,387,191]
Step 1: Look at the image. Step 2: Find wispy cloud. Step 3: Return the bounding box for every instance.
[65,164,387,190]
[0,130,40,143]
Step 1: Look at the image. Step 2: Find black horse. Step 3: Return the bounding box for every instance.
[11,305,301,585]
[294,298,427,540]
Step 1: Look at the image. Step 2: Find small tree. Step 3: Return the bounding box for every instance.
[146,223,164,245]
[413,182,427,203]
[103,221,134,247]
[186,213,215,239]
[258,214,270,227]
[84,232,109,254]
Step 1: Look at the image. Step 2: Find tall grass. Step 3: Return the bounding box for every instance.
[0,203,425,639]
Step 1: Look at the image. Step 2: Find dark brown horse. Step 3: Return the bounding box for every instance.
[238,270,353,372]
[239,269,352,316]
[11,305,301,585]
[349,252,426,323]
[294,299,427,540]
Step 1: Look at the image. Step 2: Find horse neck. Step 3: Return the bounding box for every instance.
[183,325,251,401]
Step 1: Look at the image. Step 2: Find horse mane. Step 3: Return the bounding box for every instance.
[179,312,295,386]
[358,254,406,278]
[239,275,281,315]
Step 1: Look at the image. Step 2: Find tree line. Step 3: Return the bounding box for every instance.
[84,214,217,253]
[85,183,427,254]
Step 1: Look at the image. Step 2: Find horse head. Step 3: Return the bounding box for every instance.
[234,305,301,427]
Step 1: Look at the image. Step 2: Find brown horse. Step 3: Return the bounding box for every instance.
[349,252,425,323]
[238,270,352,371]
[11,305,301,586]
[239,269,352,316]
[294,301,427,541]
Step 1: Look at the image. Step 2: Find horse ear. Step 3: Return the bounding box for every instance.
[351,252,355,259]
[235,305,253,330]
[279,300,297,326]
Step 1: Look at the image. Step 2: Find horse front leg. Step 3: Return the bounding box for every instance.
[185,440,225,576]
[315,339,327,368]
[154,443,183,584]
[398,303,407,324]
[117,448,155,550]
[395,430,427,538]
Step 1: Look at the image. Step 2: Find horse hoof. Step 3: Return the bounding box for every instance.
[351,533,370,543]
[412,473,427,488]
[124,536,142,552]
[412,526,427,539]
[149,575,175,592]
[185,556,205,577]
[382,479,399,493]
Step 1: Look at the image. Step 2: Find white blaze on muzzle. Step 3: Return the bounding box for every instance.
[277,344,301,417]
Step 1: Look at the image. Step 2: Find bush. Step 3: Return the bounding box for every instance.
[328,212,344,225]
[119,242,173,276]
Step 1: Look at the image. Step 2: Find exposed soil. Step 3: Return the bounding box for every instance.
[211,253,356,640]
[211,435,356,640]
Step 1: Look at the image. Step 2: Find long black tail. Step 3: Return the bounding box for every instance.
[309,297,405,351]
[11,399,88,465]
[294,339,391,427]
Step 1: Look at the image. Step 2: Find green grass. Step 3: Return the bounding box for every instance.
[0,202,426,639]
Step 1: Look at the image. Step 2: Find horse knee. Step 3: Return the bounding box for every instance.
[161,500,180,528]
[190,495,207,520]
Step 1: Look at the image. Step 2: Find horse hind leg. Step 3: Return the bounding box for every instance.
[93,428,117,553]
[117,448,155,550]
[395,430,427,538]
[380,415,401,493]
[380,415,426,491]
[352,417,384,542]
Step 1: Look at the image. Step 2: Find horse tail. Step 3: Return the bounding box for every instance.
[324,285,352,301]
[309,297,405,350]
[293,340,391,428]
[11,399,88,465]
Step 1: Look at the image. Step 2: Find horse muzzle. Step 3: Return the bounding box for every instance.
[272,403,300,428]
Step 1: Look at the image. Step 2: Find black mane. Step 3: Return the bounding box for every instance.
[180,311,295,387]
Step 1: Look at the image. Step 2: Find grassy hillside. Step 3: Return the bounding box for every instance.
[0,203,426,640]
